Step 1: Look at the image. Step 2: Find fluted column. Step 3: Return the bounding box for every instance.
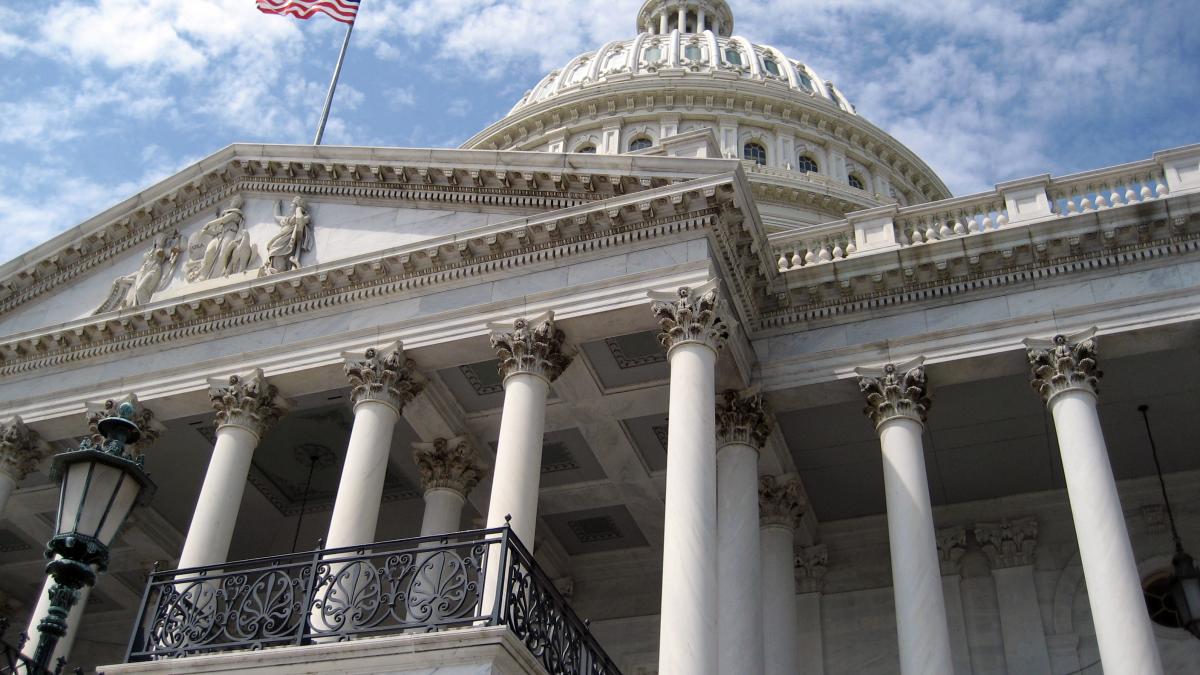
[715,391,770,675]
[759,474,806,675]
[794,545,828,675]
[651,282,728,675]
[413,436,487,536]
[325,343,423,550]
[0,416,49,517]
[484,313,572,545]
[975,517,1051,675]
[857,360,953,675]
[178,371,287,569]
[1026,329,1163,675]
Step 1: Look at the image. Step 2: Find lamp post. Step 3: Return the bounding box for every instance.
[30,400,156,671]
[1138,404,1200,639]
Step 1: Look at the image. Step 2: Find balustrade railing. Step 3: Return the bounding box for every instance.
[124,526,620,675]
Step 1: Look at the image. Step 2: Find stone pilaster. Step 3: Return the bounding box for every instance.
[651,282,729,354]
[975,517,1038,569]
[0,416,49,484]
[208,369,288,440]
[344,342,424,414]
[412,436,487,498]
[936,526,967,576]
[794,544,828,594]
[490,312,573,384]
[857,359,930,429]
[1026,328,1099,403]
[716,390,772,449]
[759,474,806,529]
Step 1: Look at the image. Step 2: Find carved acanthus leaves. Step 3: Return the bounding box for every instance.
[975,517,1038,569]
[209,370,288,440]
[794,544,828,594]
[490,313,573,383]
[936,526,967,576]
[412,436,488,497]
[1025,329,1100,403]
[650,282,729,353]
[716,390,772,449]
[0,416,50,483]
[759,474,806,529]
[857,359,930,428]
[85,394,160,458]
[344,343,424,414]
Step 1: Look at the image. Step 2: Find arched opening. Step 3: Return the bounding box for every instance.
[848,174,865,190]
[743,142,767,166]
[629,137,654,152]
[575,145,597,154]
[797,155,819,174]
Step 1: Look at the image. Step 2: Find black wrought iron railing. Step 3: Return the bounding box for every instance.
[124,526,620,675]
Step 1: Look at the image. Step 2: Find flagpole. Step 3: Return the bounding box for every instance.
[313,19,354,145]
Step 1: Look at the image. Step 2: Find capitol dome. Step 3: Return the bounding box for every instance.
[463,0,953,229]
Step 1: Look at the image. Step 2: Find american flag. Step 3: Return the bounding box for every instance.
[256,0,360,24]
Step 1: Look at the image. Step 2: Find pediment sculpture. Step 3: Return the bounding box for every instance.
[95,232,184,314]
[260,196,314,276]
[185,195,258,283]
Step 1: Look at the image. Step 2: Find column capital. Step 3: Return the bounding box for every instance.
[0,416,50,483]
[412,436,488,498]
[975,516,1038,569]
[85,394,162,457]
[650,281,729,354]
[759,474,806,529]
[716,390,772,450]
[489,312,573,384]
[208,369,289,441]
[1025,329,1100,403]
[344,342,424,414]
[856,358,930,429]
[794,544,828,594]
[936,526,967,576]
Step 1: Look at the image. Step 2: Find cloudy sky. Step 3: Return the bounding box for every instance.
[1,0,1197,264]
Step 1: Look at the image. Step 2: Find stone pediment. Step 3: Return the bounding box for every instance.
[0,144,747,342]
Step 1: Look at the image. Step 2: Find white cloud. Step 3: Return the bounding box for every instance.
[385,85,417,109]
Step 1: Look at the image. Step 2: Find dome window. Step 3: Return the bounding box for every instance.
[684,44,703,61]
[797,71,814,92]
[797,155,819,174]
[763,59,781,76]
[848,174,865,190]
[743,142,767,166]
[644,46,663,63]
[575,145,597,154]
[629,137,653,152]
[724,48,743,66]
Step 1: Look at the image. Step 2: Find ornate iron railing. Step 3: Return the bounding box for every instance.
[124,526,620,675]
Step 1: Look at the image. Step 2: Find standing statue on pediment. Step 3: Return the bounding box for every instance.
[260,196,314,276]
[185,195,257,282]
[95,232,184,313]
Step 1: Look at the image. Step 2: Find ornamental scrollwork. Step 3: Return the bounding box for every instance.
[344,343,424,414]
[651,282,729,353]
[716,390,772,449]
[1025,329,1100,403]
[0,415,49,483]
[209,370,288,440]
[412,436,487,497]
[759,474,806,529]
[857,359,930,428]
[490,313,573,383]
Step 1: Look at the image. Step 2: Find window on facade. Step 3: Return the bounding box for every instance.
[829,94,844,110]
[725,48,743,66]
[763,59,781,76]
[684,44,703,61]
[743,142,767,166]
[848,174,865,190]
[797,155,818,174]
[644,46,662,63]
[797,71,814,92]
[629,137,653,152]
[575,145,597,154]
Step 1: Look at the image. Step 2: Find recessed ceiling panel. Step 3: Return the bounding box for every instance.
[581,330,668,390]
[542,504,649,555]
[621,413,670,473]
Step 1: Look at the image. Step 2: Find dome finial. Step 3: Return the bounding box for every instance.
[637,0,734,37]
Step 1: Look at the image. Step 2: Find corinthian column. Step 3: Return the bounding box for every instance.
[857,360,953,675]
[178,371,287,569]
[1026,331,1163,674]
[484,313,572,545]
[759,474,806,675]
[325,343,423,550]
[0,416,49,517]
[413,436,487,536]
[715,391,770,675]
[650,282,728,675]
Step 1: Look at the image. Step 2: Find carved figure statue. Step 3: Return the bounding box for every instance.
[95,232,183,313]
[260,196,314,276]
[185,196,256,282]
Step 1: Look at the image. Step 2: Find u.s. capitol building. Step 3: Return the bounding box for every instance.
[1,1,1199,673]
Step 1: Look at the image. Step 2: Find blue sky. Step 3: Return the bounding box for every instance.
[1,0,1197,265]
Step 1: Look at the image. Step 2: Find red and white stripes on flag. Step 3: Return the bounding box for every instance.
[256,0,360,24]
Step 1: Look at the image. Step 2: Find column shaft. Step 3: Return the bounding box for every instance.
[421,487,466,537]
[178,425,258,568]
[761,525,799,675]
[795,593,824,675]
[485,372,548,544]
[0,474,14,518]
[879,417,954,675]
[1048,390,1163,673]
[659,342,718,675]
[325,401,399,549]
[716,441,763,675]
